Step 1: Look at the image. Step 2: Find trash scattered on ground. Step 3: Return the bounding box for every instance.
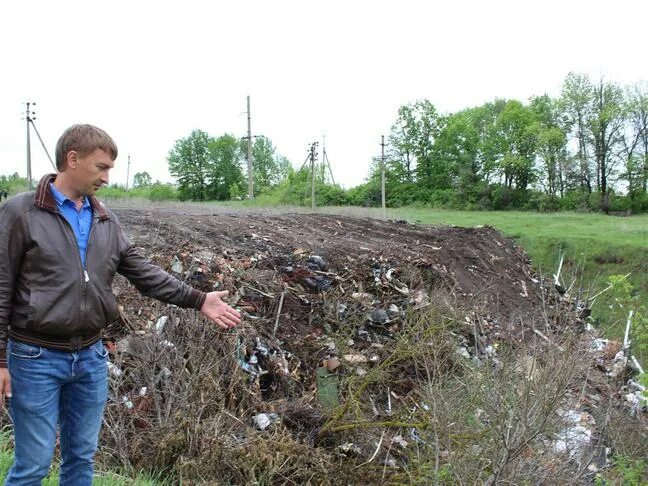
[253,412,280,431]
[86,209,647,484]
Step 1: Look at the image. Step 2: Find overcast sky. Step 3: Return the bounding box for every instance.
[1,0,646,189]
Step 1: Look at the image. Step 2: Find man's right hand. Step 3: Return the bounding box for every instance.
[0,368,11,406]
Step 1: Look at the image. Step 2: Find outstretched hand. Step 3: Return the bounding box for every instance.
[200,290,241,330]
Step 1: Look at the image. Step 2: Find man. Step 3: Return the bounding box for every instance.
[0,124,241,485]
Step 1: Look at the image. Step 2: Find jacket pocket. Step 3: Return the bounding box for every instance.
[9,340,43,359]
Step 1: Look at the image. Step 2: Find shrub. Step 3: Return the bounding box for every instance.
[148,183,177,201]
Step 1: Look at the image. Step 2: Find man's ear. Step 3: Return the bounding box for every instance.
[66,151,79,170]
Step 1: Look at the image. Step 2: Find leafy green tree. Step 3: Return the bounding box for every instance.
[240,137,291,194]
[388,100,443,187]
[485,100,538,190]
[208,134,244,201]
[622,82,648,196]
[168,130,212,201]
[530,95,570,197]
[132,171,152,188]
[589,78,625,212]
[477,99,508,184]
[560,73,594,193]
[0,173,28,195]
[433,107,484,195]
[388,105,417,182]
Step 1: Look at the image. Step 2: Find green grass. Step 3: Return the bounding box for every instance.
[0,428,162,485]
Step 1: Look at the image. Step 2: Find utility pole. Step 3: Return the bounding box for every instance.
[381,135,386,219]
[125,154,131,190]
[246,95,254,199]
[310,142,318,209]
[25,102,35,190]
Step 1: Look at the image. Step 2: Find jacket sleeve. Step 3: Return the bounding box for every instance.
[0,203,26,368]
[115,223,206,310]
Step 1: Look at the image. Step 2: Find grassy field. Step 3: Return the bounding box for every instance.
[0,429,160,485]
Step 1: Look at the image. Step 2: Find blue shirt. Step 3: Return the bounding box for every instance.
[49,183,93,268]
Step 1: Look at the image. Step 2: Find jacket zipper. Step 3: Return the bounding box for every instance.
[83,219,99,325]
[55,211,97,328]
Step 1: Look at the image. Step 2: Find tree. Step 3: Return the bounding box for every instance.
[0,173,28,195]
[432,107,484,195]
[485,100,538,190]
[168,130,212,201]
[388,100,443,187]
[530,95,570,197]
[388,105,417,183]
[208,134,245,201]
[560,73,594,193]
[623,82,648,195]
[240,136,291,194]
[589,78,625,212]
[132,171,152,188]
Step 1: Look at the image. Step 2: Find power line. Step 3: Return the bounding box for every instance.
[322,135,336,186]
[29,119,56,172]
[23,102,57,189]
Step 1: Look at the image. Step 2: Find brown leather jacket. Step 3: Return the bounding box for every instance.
[0,174,206,366]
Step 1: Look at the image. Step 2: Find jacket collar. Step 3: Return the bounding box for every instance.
[34,174,110,220]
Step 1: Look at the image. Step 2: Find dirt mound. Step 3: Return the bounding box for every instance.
[88,209,644,484]
[114,210,552,331]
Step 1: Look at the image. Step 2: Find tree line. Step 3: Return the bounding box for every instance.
[164,73,647,212]
[6,72,644,212]
[352,73,648,212]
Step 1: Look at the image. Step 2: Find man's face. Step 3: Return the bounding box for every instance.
[67,149,115,197]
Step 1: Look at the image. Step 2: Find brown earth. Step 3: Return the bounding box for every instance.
[99,208,634,483]
[111,208,565,340]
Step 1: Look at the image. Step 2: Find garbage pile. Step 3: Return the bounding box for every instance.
[94,209,645,484]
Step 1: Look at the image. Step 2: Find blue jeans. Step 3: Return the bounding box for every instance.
[5,339,108,486]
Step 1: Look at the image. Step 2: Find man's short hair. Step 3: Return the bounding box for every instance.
[55,124,118,171]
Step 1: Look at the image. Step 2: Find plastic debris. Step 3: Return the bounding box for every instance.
[108,361,123,378]
[369,308,389,325]
[307,255,328,272]
[122,396,134,410]
[553,409,595,458]
[336,442,361,456]
[343,354,368,364]
[171,256,184,274]
[253,412,280,431]
[316,366,340,410]
[154,315,168,333]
